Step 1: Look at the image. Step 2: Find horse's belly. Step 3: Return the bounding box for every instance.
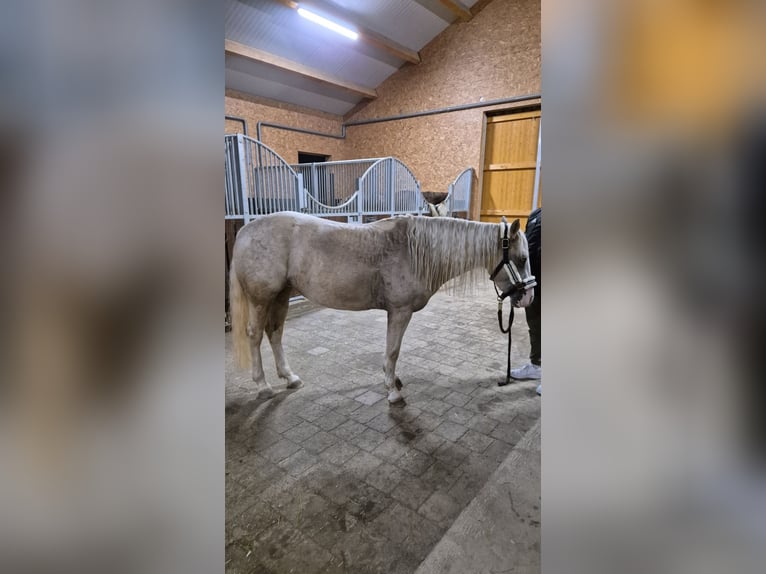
[296,285,380,311]
[290,267,382,311]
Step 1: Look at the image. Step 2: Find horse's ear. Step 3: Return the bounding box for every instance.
[510,218,520,235]
[501,216,507,225]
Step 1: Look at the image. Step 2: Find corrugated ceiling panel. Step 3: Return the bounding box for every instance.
[226,54,363,104]
[329,0,449,51]
[226,68,358,116]
[226,0,398,87]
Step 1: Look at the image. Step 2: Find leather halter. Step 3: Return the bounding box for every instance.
[489,221,537,303]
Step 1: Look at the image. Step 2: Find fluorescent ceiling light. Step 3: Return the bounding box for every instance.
[297,7,359,40]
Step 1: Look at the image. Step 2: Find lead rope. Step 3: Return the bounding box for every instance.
[497,298,514,386]
[492,221,515,387]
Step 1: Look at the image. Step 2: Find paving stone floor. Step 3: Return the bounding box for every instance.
[226,281,541,573]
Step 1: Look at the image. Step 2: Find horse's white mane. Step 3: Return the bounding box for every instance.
[406,216,499,293]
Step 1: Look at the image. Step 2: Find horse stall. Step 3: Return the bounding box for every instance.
[225,1,541,571]
[445,167,474,219]
[425,167,475,218]
[225,134,425,224]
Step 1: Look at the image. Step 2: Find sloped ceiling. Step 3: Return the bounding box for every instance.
[225,0,483,115]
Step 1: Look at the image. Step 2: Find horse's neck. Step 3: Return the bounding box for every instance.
[410,218,496,292]
[438,250,487,286]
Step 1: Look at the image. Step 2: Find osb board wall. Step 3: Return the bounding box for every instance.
[344,0,540,219]
[225,89,344,163]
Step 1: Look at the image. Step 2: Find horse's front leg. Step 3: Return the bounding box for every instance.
[385,309,412,404]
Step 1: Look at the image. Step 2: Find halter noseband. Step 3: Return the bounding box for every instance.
[489,221,537,304]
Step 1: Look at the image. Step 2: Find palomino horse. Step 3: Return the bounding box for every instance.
[230,212,534,404]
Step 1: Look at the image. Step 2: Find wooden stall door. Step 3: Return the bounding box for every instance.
[480,109,541,229]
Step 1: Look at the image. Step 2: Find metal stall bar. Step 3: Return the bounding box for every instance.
[236,134,251,223]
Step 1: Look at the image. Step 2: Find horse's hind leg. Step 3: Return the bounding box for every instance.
[266,288,302,389]
[248,303,274,399]
[385,309,413,404]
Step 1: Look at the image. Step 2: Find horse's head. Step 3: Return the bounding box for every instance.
[489,217,536,308]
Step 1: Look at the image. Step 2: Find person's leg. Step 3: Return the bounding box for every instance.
[510,285,541,380]
[511,209,541,382]
[527,285,541,366]
[530,243,541,393]
[511,236,540,379]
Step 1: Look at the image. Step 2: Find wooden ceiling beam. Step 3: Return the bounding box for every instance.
[279,0,421,64]
[468,0,495,18]
[225,39,378,100]
[439,0,473,22]
[411,0,474,23]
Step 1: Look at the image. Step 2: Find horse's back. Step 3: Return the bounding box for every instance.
[232,212,416,309]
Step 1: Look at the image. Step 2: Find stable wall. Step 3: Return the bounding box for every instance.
[344,0,540,220]
[224,0,540,219]
[225,90,344,164]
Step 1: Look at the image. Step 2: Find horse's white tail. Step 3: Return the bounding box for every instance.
[229,260,251,369]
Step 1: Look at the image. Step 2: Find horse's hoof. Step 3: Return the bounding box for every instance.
[395,377,403,391]
[257,388,275,400]
[388,390,404,404]
[286,378,303,389]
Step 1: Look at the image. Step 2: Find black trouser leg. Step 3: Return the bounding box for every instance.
[524,208,542,367]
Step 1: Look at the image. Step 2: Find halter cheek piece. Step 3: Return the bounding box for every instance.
[489,222,537,304]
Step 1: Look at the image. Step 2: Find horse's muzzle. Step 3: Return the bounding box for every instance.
[513,286,535,308]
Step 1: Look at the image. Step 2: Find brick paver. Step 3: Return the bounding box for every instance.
[226,281,540,573]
